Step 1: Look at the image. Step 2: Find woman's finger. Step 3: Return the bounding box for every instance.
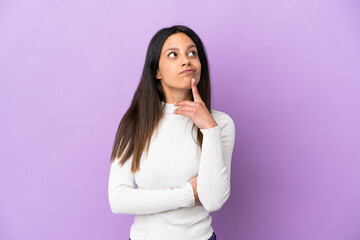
[191,78,202,103]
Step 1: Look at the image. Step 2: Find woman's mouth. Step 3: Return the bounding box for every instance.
[180,69,195,74]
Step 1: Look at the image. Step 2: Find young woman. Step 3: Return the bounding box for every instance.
[108,25,235,240]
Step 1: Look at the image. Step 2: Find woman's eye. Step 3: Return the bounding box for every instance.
[189,51,197,56]
[168,52,177,57]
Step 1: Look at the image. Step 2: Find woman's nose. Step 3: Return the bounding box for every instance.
[182,55,191,66]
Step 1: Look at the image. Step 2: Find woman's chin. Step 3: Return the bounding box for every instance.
[182,79,193,88]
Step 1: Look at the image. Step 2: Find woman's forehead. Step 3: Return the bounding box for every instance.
[162,33,196,51]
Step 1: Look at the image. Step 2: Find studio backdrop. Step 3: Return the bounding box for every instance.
[0,0,359,239]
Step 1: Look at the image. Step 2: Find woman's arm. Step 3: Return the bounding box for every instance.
[196,113,236,212]
[108,155,195,215]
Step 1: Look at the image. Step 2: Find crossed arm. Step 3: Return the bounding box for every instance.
[108,114,235,214]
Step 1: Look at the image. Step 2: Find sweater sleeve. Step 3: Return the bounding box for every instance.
[196,113,236,212]
[108,153,196,215]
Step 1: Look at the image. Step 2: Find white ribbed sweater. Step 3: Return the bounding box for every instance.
[108,101,236,240]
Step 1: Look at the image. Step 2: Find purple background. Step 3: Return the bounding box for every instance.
[1,0,359,239]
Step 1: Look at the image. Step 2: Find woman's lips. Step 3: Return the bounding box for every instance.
[180,70,195,74]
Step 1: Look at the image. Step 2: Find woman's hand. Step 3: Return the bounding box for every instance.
[189,175,202,206]
[173,78,218,130]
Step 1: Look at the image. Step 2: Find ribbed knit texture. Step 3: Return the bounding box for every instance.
[108,101,236,240]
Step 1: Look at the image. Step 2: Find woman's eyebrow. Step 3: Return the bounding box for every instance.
[164,44,196,55]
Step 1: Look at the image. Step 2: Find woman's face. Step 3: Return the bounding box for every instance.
[156,32,201,91]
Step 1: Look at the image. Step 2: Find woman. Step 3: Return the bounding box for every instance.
[108,25,235,240]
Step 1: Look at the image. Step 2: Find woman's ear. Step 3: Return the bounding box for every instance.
[156,70,161,79]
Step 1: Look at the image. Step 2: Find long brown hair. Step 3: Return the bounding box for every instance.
[110,25,213,173]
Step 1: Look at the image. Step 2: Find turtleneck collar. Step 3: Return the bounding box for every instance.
[161,101,182,115]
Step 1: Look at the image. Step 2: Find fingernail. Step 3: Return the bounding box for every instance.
[192,78,195,82]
